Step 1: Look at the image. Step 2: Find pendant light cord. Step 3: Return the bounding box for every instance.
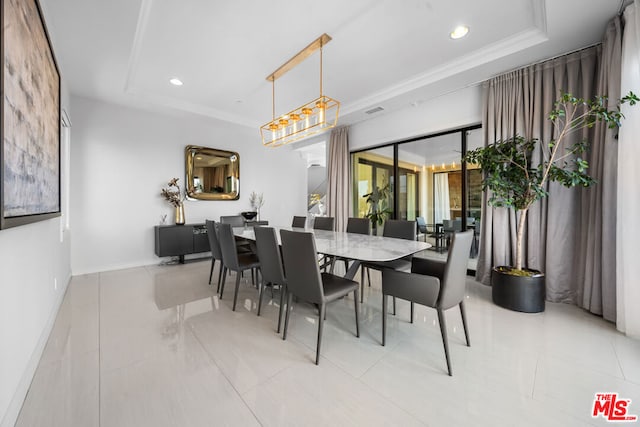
[319,43,323,98]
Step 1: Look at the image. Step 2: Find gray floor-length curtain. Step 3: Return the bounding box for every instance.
[327,126,350,232]
[477,31,620,316]
[576,17,622,321]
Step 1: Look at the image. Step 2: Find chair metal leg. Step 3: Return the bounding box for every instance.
[232,274,241,311]
[283,292,293,340]
[208,259,216,284]
[459,301,471,347]
[410,302,414,324]
[393,296,396,315]
[382,294,387,346]
[219,268,227,298]
[354,289,360,338]
[257,281,265,316]
[277,286,286,334]
[217,266,224,293]
[437,309,452,376]
[316,304,326,365]
[360,267,365,303]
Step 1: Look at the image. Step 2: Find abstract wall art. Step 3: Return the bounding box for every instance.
[1,0,61,229]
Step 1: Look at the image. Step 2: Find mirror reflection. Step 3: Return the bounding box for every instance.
[185,145,240,200]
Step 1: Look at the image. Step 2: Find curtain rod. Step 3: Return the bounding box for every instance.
[479,42,602,85]
[485,1,629,81]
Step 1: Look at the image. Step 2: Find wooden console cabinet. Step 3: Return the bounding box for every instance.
[154,223,210,263]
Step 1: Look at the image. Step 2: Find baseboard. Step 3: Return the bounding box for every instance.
[0,274,71,427]
[71,258,159,276]
[72,254,212,276]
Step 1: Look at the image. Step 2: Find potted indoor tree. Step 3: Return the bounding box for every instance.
[464,92,638,313]
[363,184,392,235]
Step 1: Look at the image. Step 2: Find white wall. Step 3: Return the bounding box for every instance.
[70,96,307,274]
[0,0,73,421]
[0,102,72,427]
[349,85,482,150]
[0,221,71,427]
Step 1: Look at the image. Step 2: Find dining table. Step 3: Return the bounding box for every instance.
[233,225,431,280]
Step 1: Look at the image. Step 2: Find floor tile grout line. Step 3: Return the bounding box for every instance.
[356,335,404,380]
[188,301,265,426]
[234,334,428,427]
[347,344,429,426]
[609,337,628,382]
[537,350,628,382]
[530,357,538,399]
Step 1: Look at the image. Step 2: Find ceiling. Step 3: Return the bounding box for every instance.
[41,0,625,131]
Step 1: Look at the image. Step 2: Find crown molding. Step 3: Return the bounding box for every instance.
[342,0,548,116]
[123,0,548,130]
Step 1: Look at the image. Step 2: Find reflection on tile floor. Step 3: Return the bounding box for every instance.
[15,260,640,426]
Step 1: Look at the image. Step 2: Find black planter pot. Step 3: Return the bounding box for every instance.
[491,266,545,313]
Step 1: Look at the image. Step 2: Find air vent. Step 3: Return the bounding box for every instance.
[365,106,384,115]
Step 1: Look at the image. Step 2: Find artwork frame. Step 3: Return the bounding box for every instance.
[1,0,61,229]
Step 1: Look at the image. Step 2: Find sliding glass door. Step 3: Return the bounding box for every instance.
[466,128,483,222]
[352,146,395,234]
[398,132,463,229]
[351,125,482,246]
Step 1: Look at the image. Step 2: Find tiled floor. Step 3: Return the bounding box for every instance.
[15,260,640,426]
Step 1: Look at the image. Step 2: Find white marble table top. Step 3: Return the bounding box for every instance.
[233,226,431,263]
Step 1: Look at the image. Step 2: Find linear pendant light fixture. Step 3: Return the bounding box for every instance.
[260,33,340,147]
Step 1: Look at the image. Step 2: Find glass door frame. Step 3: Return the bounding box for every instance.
[351,123,482,231]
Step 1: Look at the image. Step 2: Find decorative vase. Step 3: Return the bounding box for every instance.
[175,204,185,225]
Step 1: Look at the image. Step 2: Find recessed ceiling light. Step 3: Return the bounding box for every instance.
[450,25,469,40]
[169,78,183,86]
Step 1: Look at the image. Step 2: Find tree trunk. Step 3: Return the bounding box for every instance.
[515,208,528,270]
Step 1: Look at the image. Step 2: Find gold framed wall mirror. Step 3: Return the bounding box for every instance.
[185,145,240,200]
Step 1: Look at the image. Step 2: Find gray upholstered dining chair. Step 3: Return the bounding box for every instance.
[416,216,428,241]
[381,230,473,376]
[217,223,261,311]
[346,217,370,234]
[332,217,371,274]
[253,226,287,333]
[360,219,417,304]
[312,216,335,231]
[220,215,245,227]
[416,216,427,233]
[291,216,307,228]
[443,219,462,249]
[312,216,335,271]
[279,229,360,365]
[221,215,253,253]
[205,220,224,291]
